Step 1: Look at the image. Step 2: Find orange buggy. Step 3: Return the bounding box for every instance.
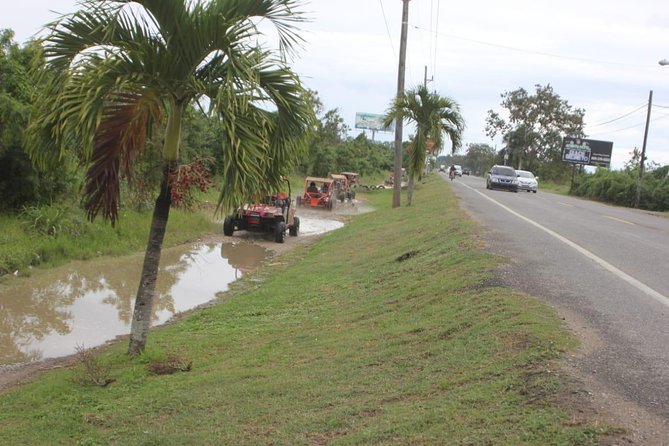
[296,177,335,210]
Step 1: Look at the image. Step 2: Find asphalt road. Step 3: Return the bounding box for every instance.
[444,173,669,430]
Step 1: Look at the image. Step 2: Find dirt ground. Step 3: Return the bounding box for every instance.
[2,199,668,444]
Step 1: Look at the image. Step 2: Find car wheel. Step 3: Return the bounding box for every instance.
[533,190,537,193]
[275,221,286,243]
[223,216,235,236]
[289,216,299,236]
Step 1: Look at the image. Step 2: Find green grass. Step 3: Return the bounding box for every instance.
[0,176,609,445]
[538,180,571,195]
[0,205,219,277]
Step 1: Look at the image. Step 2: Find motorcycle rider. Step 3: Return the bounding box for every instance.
[449,164,456,180]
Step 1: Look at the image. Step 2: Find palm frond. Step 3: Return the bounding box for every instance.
[84,89,162,224]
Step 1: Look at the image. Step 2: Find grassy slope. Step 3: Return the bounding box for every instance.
[0,205,219,277]
[0,176,606,445]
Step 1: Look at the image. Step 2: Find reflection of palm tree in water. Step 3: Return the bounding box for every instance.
[221,242,268,279]
[0,245,201,364]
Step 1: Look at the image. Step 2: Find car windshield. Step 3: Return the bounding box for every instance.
[516,171,535,178]
[493,167,516,176]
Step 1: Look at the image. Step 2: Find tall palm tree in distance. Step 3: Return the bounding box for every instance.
[384,85,465,206]
[27,0,314,354]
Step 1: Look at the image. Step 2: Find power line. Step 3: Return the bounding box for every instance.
[432,0,440,82]
[588,114,669,137]
[587,103,647,127]
[428,0,433,75]
[410,25,651,68]
[379,0,396,61]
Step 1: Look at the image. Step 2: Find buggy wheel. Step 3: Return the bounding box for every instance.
[289,216,300,236]
[275,221,286,243]
[223,216,235,236]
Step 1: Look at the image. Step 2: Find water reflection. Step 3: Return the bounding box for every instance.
[221,243,269,279]
[0,242,268,365]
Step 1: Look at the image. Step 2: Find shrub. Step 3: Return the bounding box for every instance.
[20,204,85,238]
[571,167,669,211]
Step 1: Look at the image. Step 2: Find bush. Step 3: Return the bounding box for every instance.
[20,204,85,237]
[571,167,669,211]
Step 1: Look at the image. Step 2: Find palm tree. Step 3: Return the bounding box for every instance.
[26,0,314,354]
[384,85,465,205]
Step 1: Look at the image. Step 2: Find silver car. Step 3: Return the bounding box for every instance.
[515,170,538,193]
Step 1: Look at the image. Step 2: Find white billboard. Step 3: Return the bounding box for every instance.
[354,112,394,132]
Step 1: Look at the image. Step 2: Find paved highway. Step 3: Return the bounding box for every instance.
[444,173,669,437]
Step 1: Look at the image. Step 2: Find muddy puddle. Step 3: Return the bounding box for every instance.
[0,214,346,366]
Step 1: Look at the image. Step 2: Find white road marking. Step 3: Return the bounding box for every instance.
[462,183,669,308]
[558,202,574,208]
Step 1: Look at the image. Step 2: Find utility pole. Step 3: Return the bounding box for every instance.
[635,90,652,208]
[392,0,410,208]
[423,65,432,88]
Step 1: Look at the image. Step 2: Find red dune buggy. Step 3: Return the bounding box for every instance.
[223,181,299,243]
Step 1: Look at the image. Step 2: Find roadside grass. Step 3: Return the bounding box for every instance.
[539,180,571,195]
[0,205,219,278]
[0,176,608,445]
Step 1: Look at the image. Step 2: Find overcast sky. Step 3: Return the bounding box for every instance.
[4,0,669,169]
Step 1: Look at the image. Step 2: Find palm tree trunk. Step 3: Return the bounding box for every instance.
[406,175,415,206]
[128,161,174,355]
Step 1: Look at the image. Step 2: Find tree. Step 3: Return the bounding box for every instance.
[302,106,349,177]
[0,30,74,210]
[485,84,585,180]
[27,0,314,354]
[384,85,464,205]
[464,143,496,175]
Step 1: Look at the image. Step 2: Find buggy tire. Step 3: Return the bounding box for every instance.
[275,221,286,243]
[289,216,299,236]
[223,216,235,236]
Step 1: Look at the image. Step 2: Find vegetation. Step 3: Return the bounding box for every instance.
[0,30,75,210]
[384,85,465,205]
[0,203,218,277]
[439,142,497,176]
[27,0,315,354]
[300,92,394,179]
[572,165,669,211]
[0,177,611,445]
[485,84,586,182]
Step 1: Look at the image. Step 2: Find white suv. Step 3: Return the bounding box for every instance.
[454,165,463,177]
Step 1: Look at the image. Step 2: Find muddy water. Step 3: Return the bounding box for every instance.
[0,241,268,366]
[0,212,348,366]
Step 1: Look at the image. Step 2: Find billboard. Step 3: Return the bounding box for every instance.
[561,137,613,168]
[355,112,394,132]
